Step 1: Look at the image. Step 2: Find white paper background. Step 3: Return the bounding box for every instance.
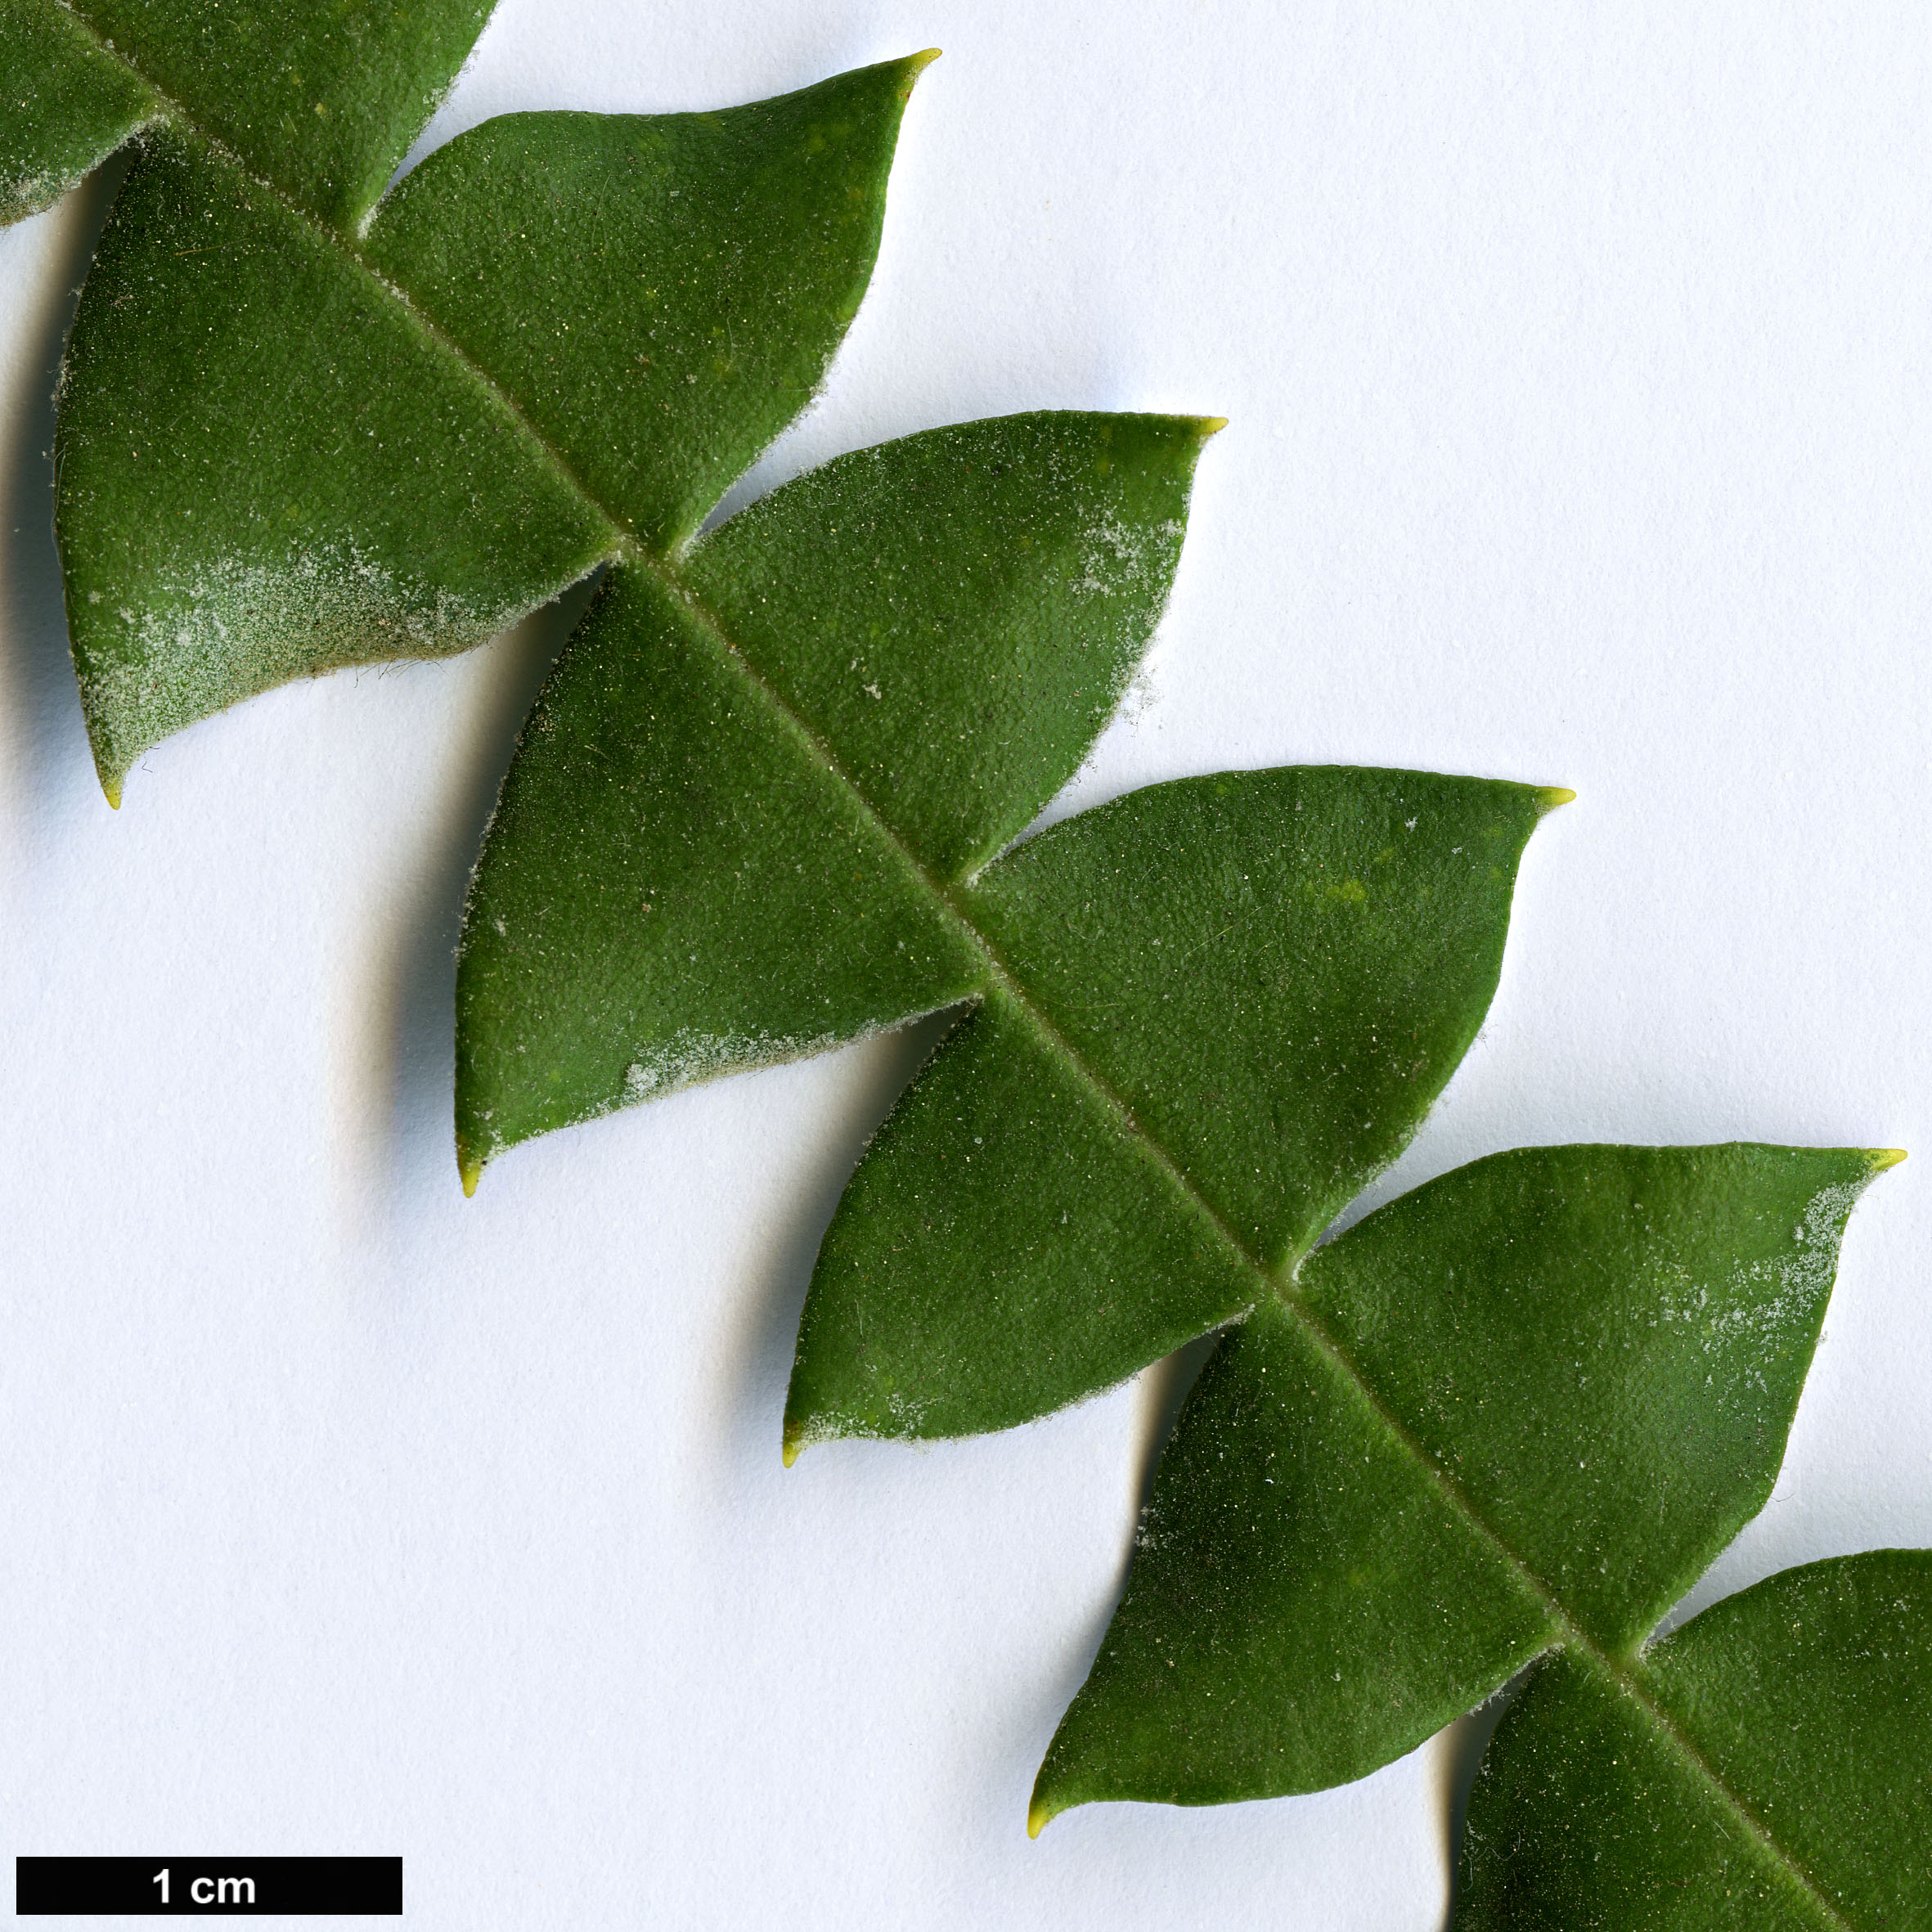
[5,3,1930,1925]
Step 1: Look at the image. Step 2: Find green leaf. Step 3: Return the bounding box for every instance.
[56,0,494,231]
[27,25,1911,1903]
[57,122,610,796]
[453,556,986,1167]
[676,411,1198,881]
[1030,1144,1895,1831]
[453,410,1223,1184]
[783,767,1560,1443]
[7,0,935,798]
[1036,1292,1561,1806]
[450,384,1557,1430]
[1456,1550,1932,1930]
[1,0,156,224]
[362,56,939,554]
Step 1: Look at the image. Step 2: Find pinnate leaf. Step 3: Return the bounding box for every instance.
[7,0,933,799]
[785,767,1560,1445]
[16,19,1920,1909]
[454,407,1565,1443]
[454,411,1219,1183]
[1031,1145,1893,1828]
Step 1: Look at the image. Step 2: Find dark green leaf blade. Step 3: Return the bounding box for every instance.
[454,562,984,1185]
[1639,1551,1932,1929]
[965,764,1562,1263]
[1033,1144,1895,1832]
[683,412,1218,879]
[784,768,1558,1450]
[1,0,155,225]
[1029,1295,1559,1831]
[783,985,1256,1448]
[366,56,937,553]
[56,126,612,801]
[1455,1648,1828,1931]
[1458,1552,1932,1930]
[1301,1143,1892,1656]
[456,411,1213,1179]
[65,0,492,230]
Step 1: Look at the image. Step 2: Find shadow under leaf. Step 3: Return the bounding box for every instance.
[377,568,605,1201]
[0,155,129,823]
[1434,1669,1529,1932]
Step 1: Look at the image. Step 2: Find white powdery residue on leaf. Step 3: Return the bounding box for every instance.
[1798,1176,1869,1256]
[1747,1177,1867,1322]
[1696,1269,1813,1401]
[1690,1178,1871,1393]
[2,168,63,227]
[797,1388,935,1449]
[622,1025,847,1108]
[615,999,969,1116]
[1117,652,1164,729]
[881,1387,935,1433]
[78,537,534,777]
[1072,513,1184,601]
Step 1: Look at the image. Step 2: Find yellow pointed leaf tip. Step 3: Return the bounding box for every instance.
[896,48,941,97]
[888,49,942,103]
[459,1157,481,1199]
[1868,1148,1908,1171]
[1027,1798,1051,1840]
[1538,786,1578,811]
[781,1423,803,1469]
[1195,416,1229,438]
[102,779,122,811]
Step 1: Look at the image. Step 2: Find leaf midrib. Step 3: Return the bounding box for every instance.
[649,585,1856,1932]
[54,29,1860,1922]
[53,1,636,561]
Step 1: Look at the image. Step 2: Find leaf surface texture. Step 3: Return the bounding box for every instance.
[1458,1550,1932,1930]
[785,768,1557,1440]
[6,0,932,797]
[364,58,934,552]
[58,124,609,792]
[1031,1146,1891,1826]
[20,25,1916,1909]
[0,0,155,222]
[57,0,492,229]
[454,411,1223,1179]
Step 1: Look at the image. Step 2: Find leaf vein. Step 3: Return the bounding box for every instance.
[645,564,1864,1932]
[43,27,1859,1913]
[49,2,633,560]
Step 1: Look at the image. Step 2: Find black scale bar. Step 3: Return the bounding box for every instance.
[16,1858,402,1915]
